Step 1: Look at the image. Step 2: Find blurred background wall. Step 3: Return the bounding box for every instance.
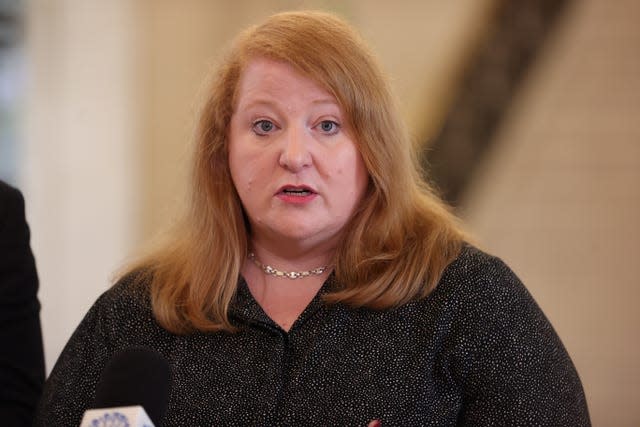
[0,0,637,425]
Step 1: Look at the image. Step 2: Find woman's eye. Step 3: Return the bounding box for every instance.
[318,120,339,134]
[253,120,275,135]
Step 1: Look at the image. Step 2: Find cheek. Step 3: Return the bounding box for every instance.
[230,166,254,200]
[346,150,369,194]
[228,149,252,201]
[229,150,269,211]
[333,150,369,203]
[352,164,369,203]
[228,151,243,190]
[228,134,257,188]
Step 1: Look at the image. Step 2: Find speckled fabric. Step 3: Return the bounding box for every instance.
[35,245,590,426]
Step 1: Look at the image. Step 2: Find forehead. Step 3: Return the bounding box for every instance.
[234,57,339,109]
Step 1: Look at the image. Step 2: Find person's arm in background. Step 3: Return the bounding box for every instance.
[0,180,45,426]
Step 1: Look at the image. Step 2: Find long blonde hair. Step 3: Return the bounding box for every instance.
[125,11,464,333]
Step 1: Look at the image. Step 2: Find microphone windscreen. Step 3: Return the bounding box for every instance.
[92,346,171,426]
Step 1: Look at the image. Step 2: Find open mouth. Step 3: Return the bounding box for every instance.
[282,188,313,196]
[277,185,317,197]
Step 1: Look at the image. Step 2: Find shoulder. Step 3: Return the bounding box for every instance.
[0,181,26,235]
[98,270,155,320]
[51,271,170,379]
[0,179,22,202]
[101,270,153,310]
[75,271,159,345]
[429,243,559,366]
[432,247,590,424]
[440,243,516,286]
[431,244,570,381]
[433,243,532,311]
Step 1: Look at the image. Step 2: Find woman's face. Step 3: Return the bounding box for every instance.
[228,57,369,250]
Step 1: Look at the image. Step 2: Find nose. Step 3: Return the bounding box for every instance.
[278,126,312,172]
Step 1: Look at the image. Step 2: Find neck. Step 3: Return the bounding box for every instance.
[248,237,336,273]
[248,252,329,279]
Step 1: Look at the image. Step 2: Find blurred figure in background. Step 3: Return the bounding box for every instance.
[0,180,45,426]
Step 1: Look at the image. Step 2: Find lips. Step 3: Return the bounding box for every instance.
[276,185,316,196]
[275,185,318,204]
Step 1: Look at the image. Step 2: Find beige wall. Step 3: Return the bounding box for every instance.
[24,0,144,373]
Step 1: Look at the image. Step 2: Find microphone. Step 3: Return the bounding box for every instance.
[79,346,171,427]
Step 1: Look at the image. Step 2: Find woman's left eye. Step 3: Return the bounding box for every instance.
[317,120,339,134]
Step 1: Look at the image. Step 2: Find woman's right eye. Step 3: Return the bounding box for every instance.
[252,120,275,135]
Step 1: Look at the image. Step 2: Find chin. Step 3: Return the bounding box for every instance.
[271,224,339,246]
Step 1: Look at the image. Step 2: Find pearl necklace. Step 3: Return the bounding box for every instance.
[247,252,329,279]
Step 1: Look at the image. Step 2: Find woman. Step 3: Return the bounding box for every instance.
[35,11,590,426]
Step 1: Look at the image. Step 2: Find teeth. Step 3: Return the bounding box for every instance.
[283,189,310,195]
